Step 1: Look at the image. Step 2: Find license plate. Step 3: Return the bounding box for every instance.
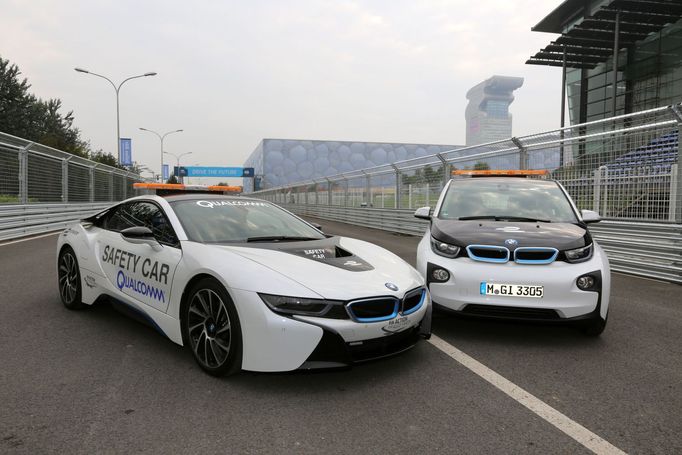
[480,282,543,298]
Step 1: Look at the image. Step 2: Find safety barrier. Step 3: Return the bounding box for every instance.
[281,204,682,284]
[0,203,109,241]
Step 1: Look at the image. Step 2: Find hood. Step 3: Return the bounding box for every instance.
[215,236,423,301]
[431,219,591,251]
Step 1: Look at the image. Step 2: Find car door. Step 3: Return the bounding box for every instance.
[96,201,182,313]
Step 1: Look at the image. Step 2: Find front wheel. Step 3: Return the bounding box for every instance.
[58,246,85,310]
[182,278,243,376]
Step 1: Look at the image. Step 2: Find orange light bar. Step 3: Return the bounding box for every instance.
[133,183,242,192]
[452,169,549,177]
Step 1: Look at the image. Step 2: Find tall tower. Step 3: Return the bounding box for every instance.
[465,76,524,146]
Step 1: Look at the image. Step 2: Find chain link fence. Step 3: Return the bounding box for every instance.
[253,103,682,223]
[0,131,143,204]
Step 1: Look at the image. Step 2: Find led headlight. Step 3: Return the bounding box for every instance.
[564,243,593,263]
[259,293,343,317]
[430,237,461,258]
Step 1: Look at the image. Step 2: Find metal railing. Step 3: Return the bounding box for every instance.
[252,104,682,223]
[0,131,143,205]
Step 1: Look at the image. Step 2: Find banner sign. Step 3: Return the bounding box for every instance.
[120,138,132,166]
[162,164,169,181]
[175,166,254,178]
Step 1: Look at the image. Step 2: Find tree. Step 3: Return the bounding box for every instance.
[0,55,125,169]
[473,161,490,170]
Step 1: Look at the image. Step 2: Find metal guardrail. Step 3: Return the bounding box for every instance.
[0,203,109,241]
[280,204,682,284]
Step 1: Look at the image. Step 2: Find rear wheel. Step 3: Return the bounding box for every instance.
[581,314,607,336]
[182,278,242,376]
[58,246,85,310]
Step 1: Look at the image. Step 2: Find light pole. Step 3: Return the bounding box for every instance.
[164,151,193,183]
[74,68,157,164]
[138,128,183,181]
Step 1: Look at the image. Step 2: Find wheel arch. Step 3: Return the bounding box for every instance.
[179,273,230,345]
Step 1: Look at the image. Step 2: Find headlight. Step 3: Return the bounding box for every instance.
[564,244,593,263]
[430,237,461,258]
[259,293,344,317]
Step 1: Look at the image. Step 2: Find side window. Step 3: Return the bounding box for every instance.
[104,204,137,232]
[128,202,180,247]
[103,202,179,247]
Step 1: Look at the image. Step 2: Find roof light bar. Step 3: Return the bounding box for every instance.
[133,183,242,193]
[452,169,549,177]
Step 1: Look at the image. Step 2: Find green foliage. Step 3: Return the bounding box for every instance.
[473,161,490,170]
[0,55,124,169]
[166,175,179,184]
[401,165,444,185]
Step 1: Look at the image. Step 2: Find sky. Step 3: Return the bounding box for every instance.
[1,0,563,182]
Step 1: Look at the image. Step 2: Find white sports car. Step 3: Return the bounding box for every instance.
[56,185,431,376]
[415,171,610,335]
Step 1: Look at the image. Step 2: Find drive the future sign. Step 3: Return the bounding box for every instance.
[174,166,255,178]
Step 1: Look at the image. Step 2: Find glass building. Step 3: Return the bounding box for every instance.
[465,76,524,145]
[527,0,682,124]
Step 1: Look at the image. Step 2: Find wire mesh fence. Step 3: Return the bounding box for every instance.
[253,104,682,223]
[0,131,143,205]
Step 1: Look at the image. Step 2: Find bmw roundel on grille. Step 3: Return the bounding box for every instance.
[385,282,399,291]
[505,239,518,247]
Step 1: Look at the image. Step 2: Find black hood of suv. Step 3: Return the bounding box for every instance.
[431,218,591,251]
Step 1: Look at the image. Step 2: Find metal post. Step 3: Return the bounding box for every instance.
[436,153,449,187]
[61,157,72,203]
[390,164,400,209]
[342,176,348,207]
[669,104,682,222]
[611,10,620,117]
[593,166,605,214]
[560,45,567,167]
[669,164,678,222]
[325,178,332,206]
[18,143,32,204]
[109,171,114,201]
[511,137,527,170]
[89,165,97,202]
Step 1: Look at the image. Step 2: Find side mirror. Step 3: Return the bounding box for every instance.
[414,206,431,220]
[580,209,601,224]
[121,226,162,251]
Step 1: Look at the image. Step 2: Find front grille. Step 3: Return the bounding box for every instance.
[402,288,425,315]
[462,304,560,320]
[347,297,399,322]
[513,247,558,264]
[466,245,510,263]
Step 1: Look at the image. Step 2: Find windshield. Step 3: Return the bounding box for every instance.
[437,179,578,223]
[171,199,325,243]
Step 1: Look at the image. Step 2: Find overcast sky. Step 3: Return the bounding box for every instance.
[2,0,563,180]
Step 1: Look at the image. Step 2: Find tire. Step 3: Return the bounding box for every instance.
[58,246,85,310]
[182,278,242,376]
[581,314,607,336]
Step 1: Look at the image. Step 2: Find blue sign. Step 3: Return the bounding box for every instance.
[175,166,254,178]
[120,138,132,166]
[162,164,169,181]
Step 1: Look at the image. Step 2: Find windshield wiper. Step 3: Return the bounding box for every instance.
[246,236,321,242]
[458,215,551,223]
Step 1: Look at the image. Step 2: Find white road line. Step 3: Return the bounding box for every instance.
[0,231,61,246]
[428,334,627,455]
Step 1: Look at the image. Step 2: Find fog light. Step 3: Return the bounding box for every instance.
[576,275,595,290]
[432,268,450,282]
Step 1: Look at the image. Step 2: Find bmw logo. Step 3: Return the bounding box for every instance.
[385,283,399,292]
[505,239,518,247]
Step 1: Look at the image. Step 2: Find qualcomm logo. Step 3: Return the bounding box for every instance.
[117,270,165,303]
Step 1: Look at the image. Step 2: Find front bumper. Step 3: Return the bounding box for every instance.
[231,288,431,372]
[418,248,608,321]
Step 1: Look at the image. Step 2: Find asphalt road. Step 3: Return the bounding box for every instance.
[0,224,680,454]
